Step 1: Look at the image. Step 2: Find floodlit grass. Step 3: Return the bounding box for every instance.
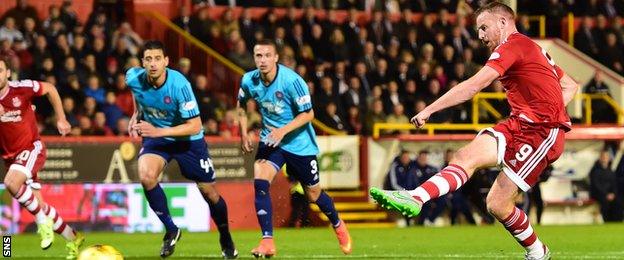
[8,223,624,259]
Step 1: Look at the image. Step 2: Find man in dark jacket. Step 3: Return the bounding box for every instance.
[590,150,623,222]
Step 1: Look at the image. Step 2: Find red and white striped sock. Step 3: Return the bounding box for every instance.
[14,185,47,224]
[42,204,76,241]
[501,207,545,258]
[408,164,469,203]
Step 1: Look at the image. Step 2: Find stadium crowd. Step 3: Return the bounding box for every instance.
[0,0,622,137]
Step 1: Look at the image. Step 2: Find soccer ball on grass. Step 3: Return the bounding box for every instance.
[78,244,123,260]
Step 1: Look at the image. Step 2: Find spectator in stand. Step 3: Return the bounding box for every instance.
[385,104,409,135]
[177,57,193,82]
[346,106,363,135]
[364,99,386,135]
[382,81,402,114]
[21,17,39,48]
[218,109,240,138]
[590,150,623,222]
[115,117,130,136]
[584,71,617,123]
[575,16,599,59]
[545,0,566,38]
[62,96,79,127]
[193,74,217,122]
[81,97,98,120]
[84,74,105,104]
[1,0,40,30]
[600,33,624,75]
[319,101,347,132]
[101,91,124,130]
[62,75,85,107]
[0,17,23,44]
[172,6,191,33]
[204,118,219,136]
[42,5,62,31]
[60,0,79,32]
[92,112,113,136]
[111,22,143,56]
[113,73,133,116]
[228,40,255,71]
[77,116,94,136]
[341,76,366,112]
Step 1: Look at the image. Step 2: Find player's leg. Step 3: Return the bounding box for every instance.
[3,169,52,244]
[251,144,284,258]
[287,153,352,255]
[487,174,549,260]
[3,144,55,250]
[138,152,178,257]
[370,132,498,216]
[196,183,237,258]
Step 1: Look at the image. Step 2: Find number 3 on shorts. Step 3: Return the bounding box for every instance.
[310,160,318,175]
[515,144,533,162]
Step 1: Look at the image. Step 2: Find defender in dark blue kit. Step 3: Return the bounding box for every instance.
[127,40,237,258]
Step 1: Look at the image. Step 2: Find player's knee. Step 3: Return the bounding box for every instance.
[4,171,26,191]
[138,171,159,188]
[485,194,508,219]
[305,188,321,202]
[451,147,475,171]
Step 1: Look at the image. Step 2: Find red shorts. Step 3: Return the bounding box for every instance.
[4,140,46,188]
[478,117,565,191]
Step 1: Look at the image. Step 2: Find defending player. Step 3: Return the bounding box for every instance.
[0,57,84,259]
[237,39,352,258]
[127,40,237,258]
[370,2,579,260]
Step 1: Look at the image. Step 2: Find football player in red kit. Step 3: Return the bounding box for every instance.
[0,58,84,259]
[370,2,579,260]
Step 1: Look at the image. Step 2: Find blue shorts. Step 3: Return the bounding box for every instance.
[139,137,215,183]
[255,143,319,186]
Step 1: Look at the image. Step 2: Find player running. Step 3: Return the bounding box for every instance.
[370,2,579,260]
[237,39,352,258]
[127,40,237,258]
[0,57,84,259]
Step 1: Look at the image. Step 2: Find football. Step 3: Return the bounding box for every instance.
[78,244,124,260]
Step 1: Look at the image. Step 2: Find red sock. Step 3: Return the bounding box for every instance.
[409,164,469,203]
[501,207,544,254]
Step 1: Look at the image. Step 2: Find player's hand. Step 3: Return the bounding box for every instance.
[133,121,162,137]
[128,117,140,138]
[241,134,254,154]
[410,110,431,128]
[56,119,71,136]
[266,126,286,147]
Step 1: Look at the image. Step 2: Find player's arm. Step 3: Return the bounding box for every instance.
[411,66,499,127]
[559,73,579,106]
[237,100,254,153]
[128,93,140,137]
[40,82,70,136]
[156,116,202,137]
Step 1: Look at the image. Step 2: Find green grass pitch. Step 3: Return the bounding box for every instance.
[8,224,624,259]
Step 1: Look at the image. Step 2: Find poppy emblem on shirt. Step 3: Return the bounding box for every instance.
[275,91,283,100]
[12,97,21,108]
[164,96,172,104]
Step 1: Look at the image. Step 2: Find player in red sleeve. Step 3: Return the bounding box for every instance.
[370,2,579,260]
[0,58,84,259]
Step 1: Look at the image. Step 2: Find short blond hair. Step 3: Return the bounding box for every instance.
[475,1,515,19]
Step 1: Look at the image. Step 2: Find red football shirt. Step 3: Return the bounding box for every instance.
[485,32,571,130]
[0,80,43,159]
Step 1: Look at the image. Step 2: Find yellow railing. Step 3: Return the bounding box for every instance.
[372,123,492,138]
[528,15,546,39]
[311,120,347,135]
[373,92,624,138]
[583,94,624,125]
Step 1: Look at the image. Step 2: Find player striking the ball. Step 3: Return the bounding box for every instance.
[370,2,578,260]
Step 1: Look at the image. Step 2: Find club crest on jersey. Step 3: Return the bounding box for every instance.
[12,97,21,107]
[164,96,172,104]
[275,91,284,100]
